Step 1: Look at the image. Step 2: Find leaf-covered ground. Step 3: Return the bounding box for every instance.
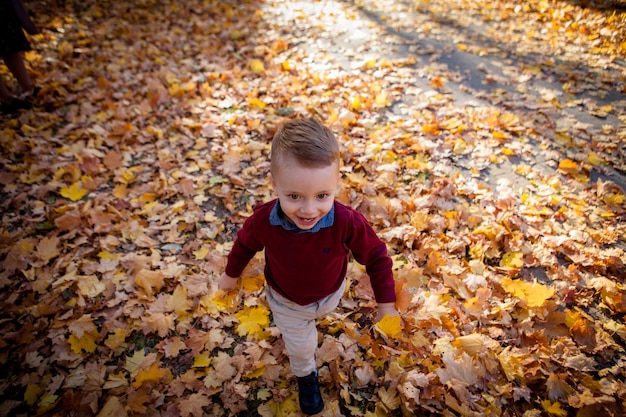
[1,0,625,416]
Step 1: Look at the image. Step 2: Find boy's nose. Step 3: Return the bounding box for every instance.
[301,200,316,214]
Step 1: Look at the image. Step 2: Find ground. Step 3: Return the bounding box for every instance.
[0,0,625,416]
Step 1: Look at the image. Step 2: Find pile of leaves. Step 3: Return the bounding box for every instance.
[0,0,625,415]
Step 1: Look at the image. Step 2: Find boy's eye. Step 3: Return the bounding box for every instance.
[316,193,329,199]
[287,194,300,200]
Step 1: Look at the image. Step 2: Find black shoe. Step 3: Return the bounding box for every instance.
[297,371,324,415]
[0,97,32,114]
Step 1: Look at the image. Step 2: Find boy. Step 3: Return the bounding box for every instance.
[218,117,398,415]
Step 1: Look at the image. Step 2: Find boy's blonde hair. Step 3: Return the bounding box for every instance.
[270,118,339,175]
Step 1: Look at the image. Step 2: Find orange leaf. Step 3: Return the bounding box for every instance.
[558,158,578,173]
[135,269,165,297]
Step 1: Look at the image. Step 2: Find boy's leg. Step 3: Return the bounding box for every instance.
[266,281,347,415]
[266,280,347,375]
[3,53,34,93]
[265,285,318,377]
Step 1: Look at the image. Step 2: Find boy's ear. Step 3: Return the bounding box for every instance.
[269,173,275,188]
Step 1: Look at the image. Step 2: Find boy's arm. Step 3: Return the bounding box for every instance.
[219,210,264,291]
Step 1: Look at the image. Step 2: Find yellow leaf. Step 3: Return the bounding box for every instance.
[498,347,525,381]
[68,332,98,353]
[241,274,265,292]
[38,393,59,411]
[500,251,523,268]
[59,182,88,201]
[375,314,402,339]
[457,43,468,51]
[501,277,555,308]
[200,291,239,316]
[105,328,127,350]
[281,60,292,70]
[350,95,362,111]
[248,97,266,109]
[440,117,463,131]
[541,400,568,416]
[193,352,212,368]
[235,305,270,337]
[604,193,625,205]
[375,91,391,107]
[24,384,42,406]
[244,363,266,379]
[193,246,210,260]
[132,363,172,388]
[98,250,120,261]
[587,152,605,166]
[558,159,578,173]
[249,59,265,73]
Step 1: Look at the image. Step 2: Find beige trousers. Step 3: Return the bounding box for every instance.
[265,280,347,377]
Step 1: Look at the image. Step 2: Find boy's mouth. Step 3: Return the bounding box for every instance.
[298,216,317,226]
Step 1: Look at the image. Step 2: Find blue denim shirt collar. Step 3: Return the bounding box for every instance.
[269,200,334,233]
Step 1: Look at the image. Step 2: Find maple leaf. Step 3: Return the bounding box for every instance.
[500,251,524,268]
[68,333,98,354]
[76,274,106,298]
[59,181,88,201]
[134,269,165,297]
[193,246,210,260]
[24,384,42,406]
[241,274,265,292]
[377,385,401,412]
[193,352,212,368]
[35,235,61,263]
[452,333,497,356]
[541,400,568,416]
[95,396,128,417]
[159,336,187,358]
[126,387,151,414]
[436,351,480,386]
[500,277,555,308]
[375,314,403,340]
[498,346,525,382]
[179,392,212,417]
[125,350,157,377]
[234,305,270,337]
[132,362,172,388]
[167,285,192,317]
[416,292,450,322]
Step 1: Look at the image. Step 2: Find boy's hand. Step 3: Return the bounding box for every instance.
[218,273,239,291]
[376,302,399,323]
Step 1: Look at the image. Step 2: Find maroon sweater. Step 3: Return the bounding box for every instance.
[225,199,396,306]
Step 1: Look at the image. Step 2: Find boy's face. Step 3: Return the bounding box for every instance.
[271,156,339,230]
